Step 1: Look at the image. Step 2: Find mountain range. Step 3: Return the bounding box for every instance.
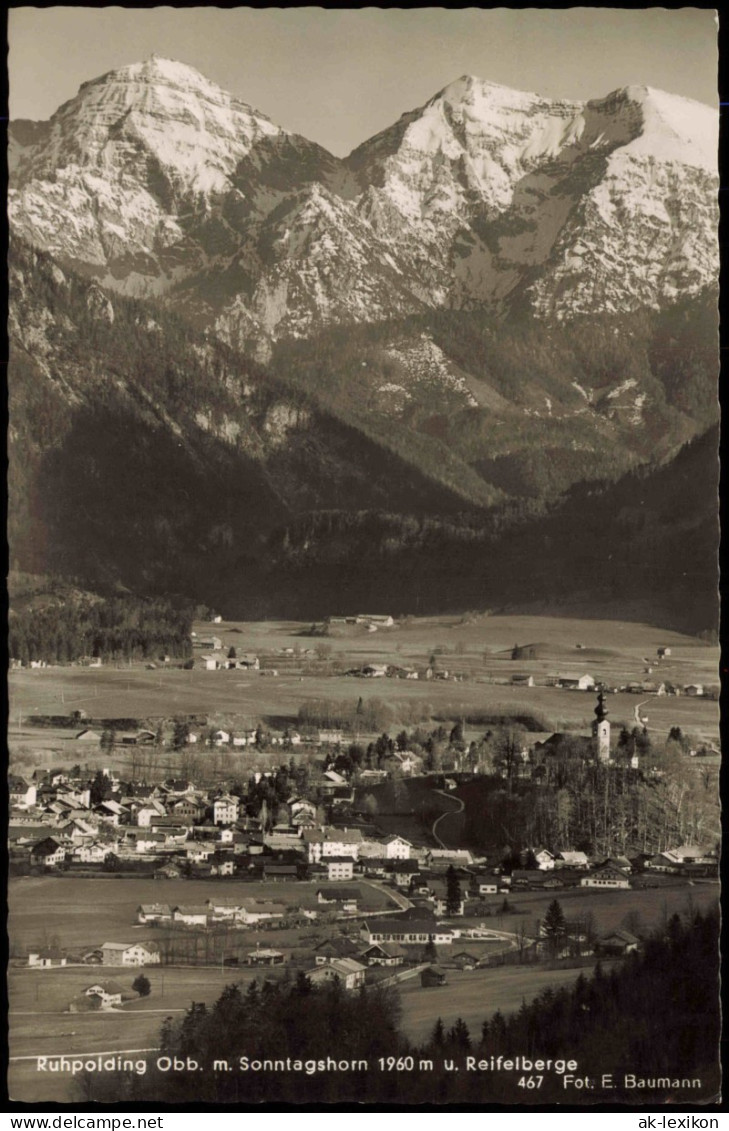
[8,59,720,631]
[10,57,718,348]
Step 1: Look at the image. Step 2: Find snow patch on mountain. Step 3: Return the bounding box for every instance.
[9,59,719,338]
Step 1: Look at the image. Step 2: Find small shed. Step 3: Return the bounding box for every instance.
[420,965,448,987]
[246,949,285,966]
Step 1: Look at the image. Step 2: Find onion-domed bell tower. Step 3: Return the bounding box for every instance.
[593,690,611,764]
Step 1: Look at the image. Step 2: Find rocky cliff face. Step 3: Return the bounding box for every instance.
[10,59,718,349]
[347,78,718,317]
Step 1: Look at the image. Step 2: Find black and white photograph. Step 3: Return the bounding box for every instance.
[6,6,721,1108]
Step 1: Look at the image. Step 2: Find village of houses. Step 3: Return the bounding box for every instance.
[8,614,720,1033]
[9,751,719,1017]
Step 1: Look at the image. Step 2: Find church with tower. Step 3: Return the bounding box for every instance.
[593,690,611,764]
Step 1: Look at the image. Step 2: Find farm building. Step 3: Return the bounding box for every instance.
[595,929,640,956]
[471,876,498,895]
[360,664,388,678]
[450,951,480,971]
[303,828,363,863]
[30,837,66,867]
[263,863,300,882]
[382,835,413,859]
[314,937,362,964]
[9,777,37,808]
[171,797,206,822]
[210,858,236,876]
[246,949,285,966]
[308,958,366,991]
[28,948,67,968]
[137,904,172,925]
[155,864,182,879]
[84,981,126,1007]
[172,906,209,926]
[237,900,286,925]
[420,966,448,987]
[387,860,421,888]
[426,849,473,869]
[316,887,359,912]
[555,851,589,869]
[557,674,595,691]
[101,942,160,966]
[358,942,405,967]
[73,842,110,864]
[194,636,222,651]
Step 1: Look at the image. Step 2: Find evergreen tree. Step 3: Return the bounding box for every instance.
[445,865,463,916]
[90,769,111,805]
[542,899,567,955]
[132,974,151,997]
[423,937,438,964]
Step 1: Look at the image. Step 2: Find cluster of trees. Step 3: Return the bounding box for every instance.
[76,907,719,1104]
[8,592,193,665]
[241,764,309,829]
[455,723,717,857]
[296,697,417,735]
[462,905,720,1101]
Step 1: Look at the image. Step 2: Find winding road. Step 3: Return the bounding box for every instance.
[361,878,412,911]
[431,789,465,849]
[634,697,653,729]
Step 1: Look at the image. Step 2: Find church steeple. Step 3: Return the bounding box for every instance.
[593,690,610,764]
[594,690,608,725]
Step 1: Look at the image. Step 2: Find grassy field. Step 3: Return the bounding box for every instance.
[8,876,719,1101]
[8,876,395,955]
[485,882,719,937]
[8,957,608,1102]
[12,871,711,973]
[8,964,264,1103]
[8,612,719,777]
[396,963,614,1045]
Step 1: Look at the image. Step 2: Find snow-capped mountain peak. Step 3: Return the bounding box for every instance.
[9,61,718,337]
[601,84,718,171]
[17,54,284,196]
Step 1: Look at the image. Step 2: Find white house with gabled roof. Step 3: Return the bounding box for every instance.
[382,834,412,859]
[213,795,239,825]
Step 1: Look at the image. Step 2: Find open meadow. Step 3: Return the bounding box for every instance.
[8,875,396,956]
[8,614,719,779]
[8,959,603,1102]
[396,962,615,1045]
[487,881,720,938]
[7,963,263,1103]
[7,874,719,1101]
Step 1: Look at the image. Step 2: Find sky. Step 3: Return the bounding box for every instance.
[8,7,719,156]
